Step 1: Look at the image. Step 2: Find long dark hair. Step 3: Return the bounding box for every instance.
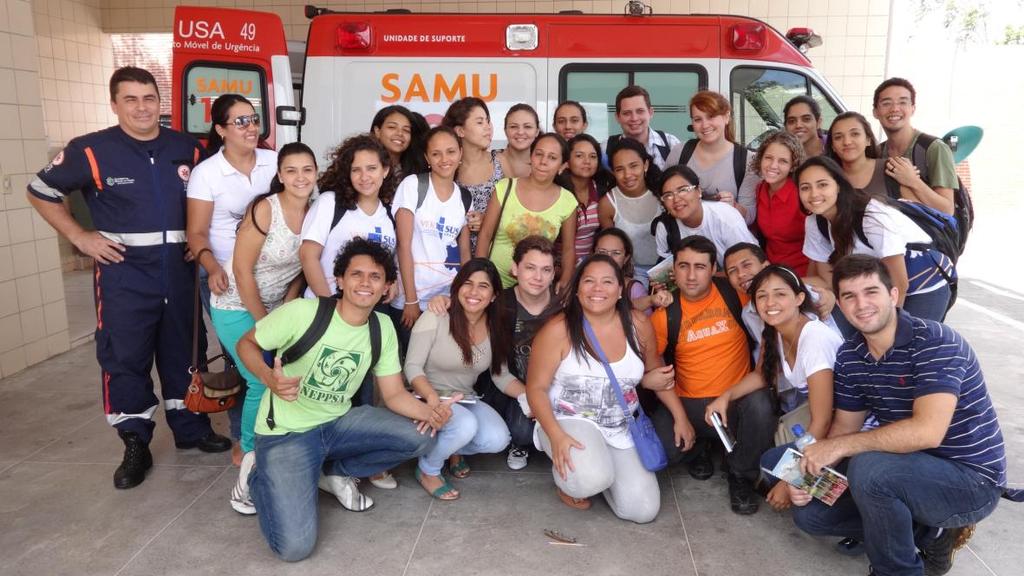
[826,111,880,162]
[563,254,641,365]
[607,137,662,192]
[246,142,317,235]
[556,134,614,228]
[371,105,428,175]
[749,265,817,398]
[206,94,254,153]
[318,134,396,211]
[448,258,509,374]
[795,156,872,264]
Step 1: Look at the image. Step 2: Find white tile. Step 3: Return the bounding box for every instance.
[15,273,41,309]
[6,0,32,35]
[0,310,24,351]
[0,343,27,375]
[15,69,41,106]
[35,237,59,271]
[38,268,62,303]
[0,208,8,246]
[43,299,67,335]
[10,33,37,71]
[0,246,13,282]
[11,240,38,277]
[45,328,69,356]
[0,103,21,137]
[24,337,48,365]
[20,305,45,341]
[0,32,12,67]
[19,103,43,139]
[0,138,27,175]
[0,279,19,317]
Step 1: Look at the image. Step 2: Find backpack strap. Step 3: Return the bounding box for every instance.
[328,192,346,230]
[663,295,681,367]
[266,296,337,430]
[732,143,747,190]
[414,172,431,210]
[677,139,698,166]
[712,276,756,367]
[650,213,680,262]
[653,129,671,162]
[460,184,472,213]
[368,312,381,370]
[488,178,514,257]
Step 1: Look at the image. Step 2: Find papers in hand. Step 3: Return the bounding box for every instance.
[646,258,677,292]
[763,448,849,506]
[710,412,736,453]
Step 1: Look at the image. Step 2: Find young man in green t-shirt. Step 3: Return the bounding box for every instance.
[236,238,456,562]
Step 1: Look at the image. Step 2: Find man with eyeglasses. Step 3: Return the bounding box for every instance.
[27,67,229,490]
[651,165,756,266]
[873,77,958,215]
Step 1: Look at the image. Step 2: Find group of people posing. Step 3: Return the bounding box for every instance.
[27,67,1016,576]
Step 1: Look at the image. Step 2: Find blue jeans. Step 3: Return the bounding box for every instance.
[418,400,510,476]
[791,451,1002,576]
[249,405,434,561]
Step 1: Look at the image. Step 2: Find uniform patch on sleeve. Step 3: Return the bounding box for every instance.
[177,164,191,183]
[43,150,65,172]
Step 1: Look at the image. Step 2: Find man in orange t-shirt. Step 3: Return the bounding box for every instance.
[650,235,775,515]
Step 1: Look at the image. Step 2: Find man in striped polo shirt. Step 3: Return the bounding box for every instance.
[787,255,1008,576]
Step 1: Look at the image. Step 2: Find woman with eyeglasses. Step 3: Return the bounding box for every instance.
[186,93,277,464]
[652,165,757,268]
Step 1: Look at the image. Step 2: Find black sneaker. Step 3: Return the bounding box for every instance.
[922,525,975,575]
[687,445,713,480]
[175,431,232,453]
[114,430,153,489]
[727,474,759,515]
[836,537,865,556]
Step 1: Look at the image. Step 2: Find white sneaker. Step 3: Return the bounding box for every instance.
[369,470,398,490]
[230,450,257,515]
[318,474,374,511]
[507,447,529,471]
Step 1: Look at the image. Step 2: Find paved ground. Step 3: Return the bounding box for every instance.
[0,277,1021,576]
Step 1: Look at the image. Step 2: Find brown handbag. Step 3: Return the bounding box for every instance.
[184,254,241,413]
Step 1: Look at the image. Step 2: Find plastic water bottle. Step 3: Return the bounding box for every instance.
[792,424,816,452]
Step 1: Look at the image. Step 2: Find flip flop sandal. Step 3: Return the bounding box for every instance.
[448,457,471,479]
[557,487,591,510]
[416,468,460,501]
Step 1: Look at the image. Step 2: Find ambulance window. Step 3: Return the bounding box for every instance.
[810,83,841,132]
[183,64,268,140]
[729,67,810,149]
[560,65,706,142]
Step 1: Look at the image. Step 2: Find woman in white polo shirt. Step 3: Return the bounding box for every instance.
[186,94,277,462]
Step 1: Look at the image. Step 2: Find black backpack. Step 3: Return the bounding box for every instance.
[608,129,672,163]
[264,297,381,431]
[650,213,679,263]
[676,139,748,194]
[814,200,960,308]
[330,172,471,230]
[883,133,974,256]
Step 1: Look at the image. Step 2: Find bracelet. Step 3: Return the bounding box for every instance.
[405,299,420,306]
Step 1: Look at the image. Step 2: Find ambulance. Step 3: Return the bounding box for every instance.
[171,3,847,162]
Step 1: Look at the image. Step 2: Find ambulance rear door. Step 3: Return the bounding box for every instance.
[548,15,720,143]
[172,6,299,150]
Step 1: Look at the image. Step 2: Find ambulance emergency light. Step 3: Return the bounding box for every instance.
[337,21,371,50]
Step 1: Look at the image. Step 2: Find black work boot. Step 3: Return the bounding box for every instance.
[174,431,232,453]
[687,442,714,480]
[727,473,759,515]
[114,430,153,489]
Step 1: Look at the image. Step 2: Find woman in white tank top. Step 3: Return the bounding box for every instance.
[526,254,690,523]
[598,138,663,287]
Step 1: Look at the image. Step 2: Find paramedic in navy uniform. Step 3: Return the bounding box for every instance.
[27,67,231,490]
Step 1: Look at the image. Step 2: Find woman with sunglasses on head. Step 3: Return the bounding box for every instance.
[593,228,671,315]
[186,94,277,464]
[526,254,685,521]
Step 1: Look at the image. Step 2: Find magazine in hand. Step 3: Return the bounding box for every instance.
[710,411,736,453]
[763,448,849,506]
[646,258,677,292]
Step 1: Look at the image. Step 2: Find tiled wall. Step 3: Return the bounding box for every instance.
[0,0,71,377]
[99,0,891,115]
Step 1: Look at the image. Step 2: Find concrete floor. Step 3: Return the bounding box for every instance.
[0,278,1020,576]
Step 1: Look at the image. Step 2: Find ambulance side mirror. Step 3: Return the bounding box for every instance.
[277,105,306,127]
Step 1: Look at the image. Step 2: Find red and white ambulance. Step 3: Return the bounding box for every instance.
[171,4,846,161]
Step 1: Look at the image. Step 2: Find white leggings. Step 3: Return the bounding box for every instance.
[537,418,661,524]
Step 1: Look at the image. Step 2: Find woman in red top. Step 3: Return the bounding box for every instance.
[753,131,808,275]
